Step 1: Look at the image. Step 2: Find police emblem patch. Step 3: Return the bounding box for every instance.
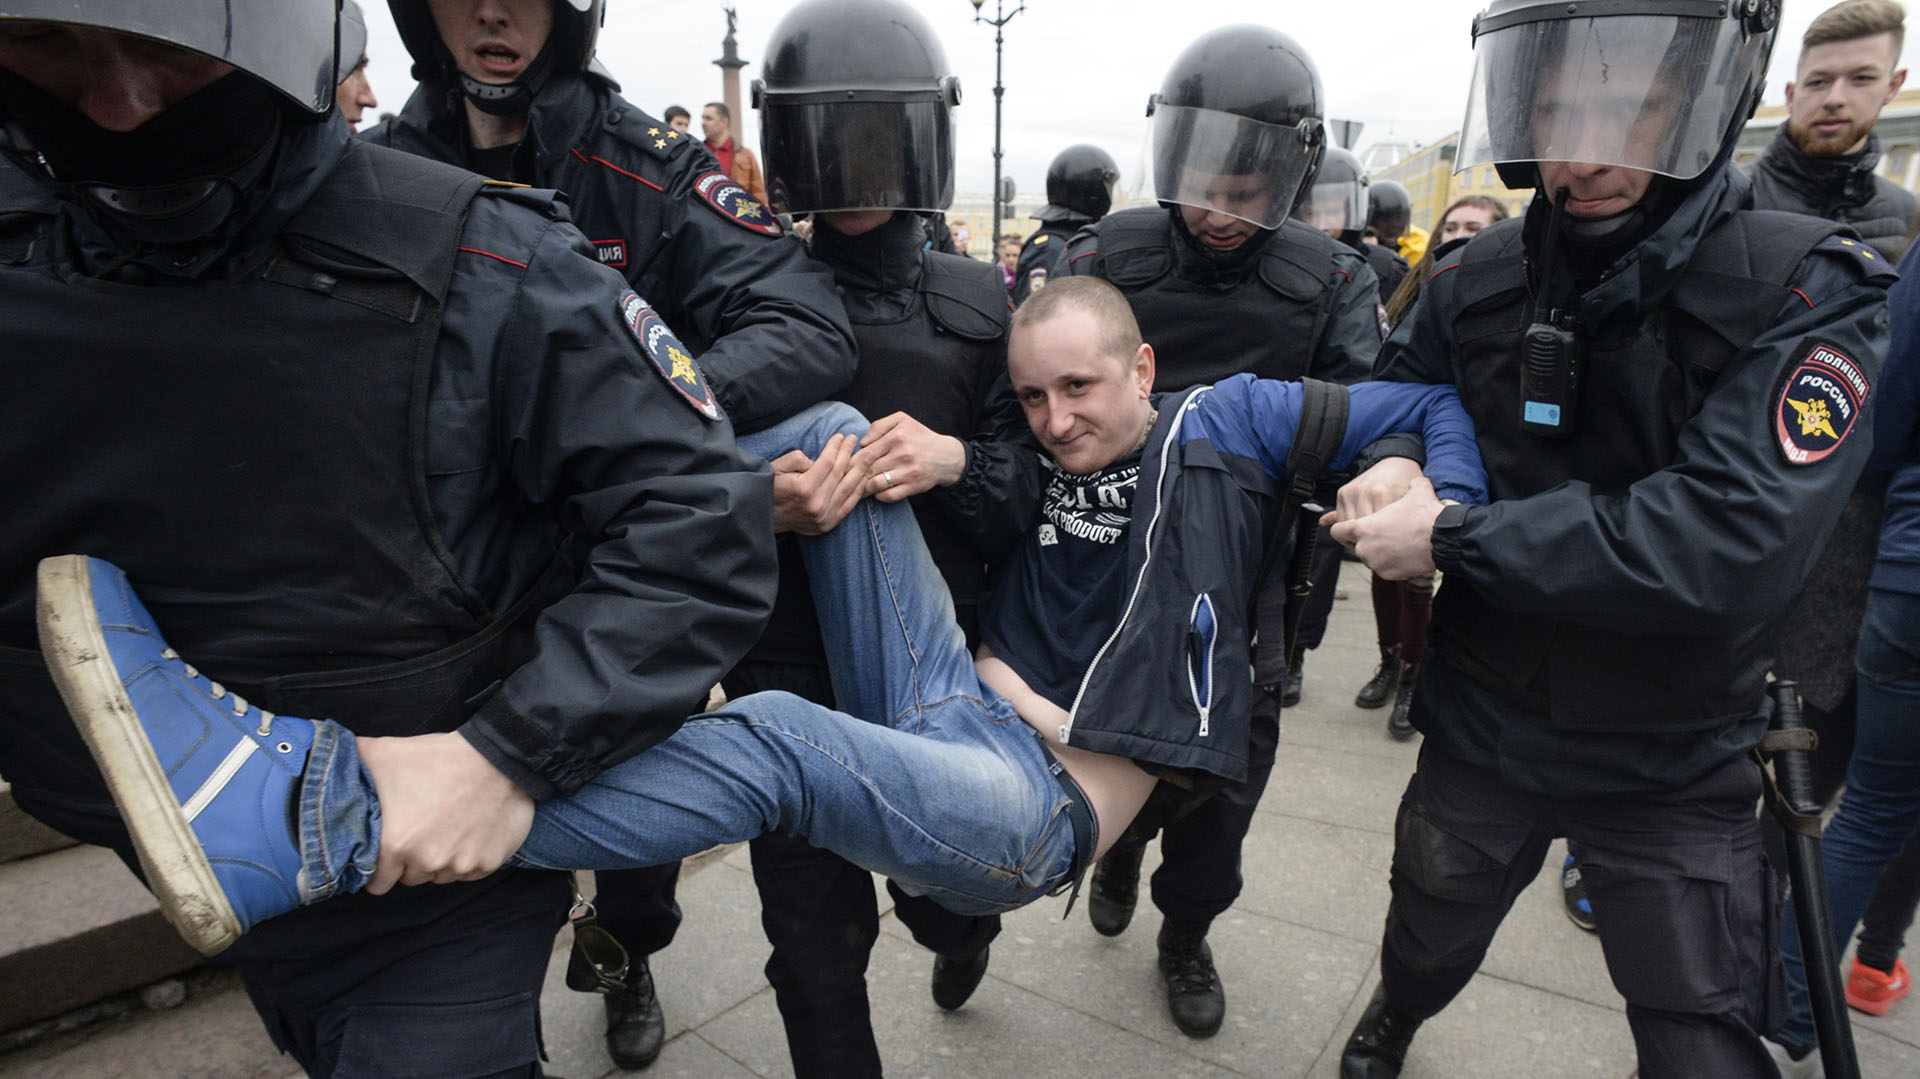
[592,238,628,267]
[619,291,721,420]
[1028,267,1049,293]
[1774,339,1869,465]
[693,171,782,237]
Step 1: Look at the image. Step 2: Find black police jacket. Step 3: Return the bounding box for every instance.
[1013,219,1082,304]
[1377,166,1893,795]
[0,119,775,850]
[363,71,855,433]
[1747,125,1920,263]
[1062,207,1381,391]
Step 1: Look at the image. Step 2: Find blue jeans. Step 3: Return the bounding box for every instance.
[1778,587,1920,1050]
[303,403,1084,916]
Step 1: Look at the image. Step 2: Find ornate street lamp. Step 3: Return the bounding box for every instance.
[969,0,1025,252]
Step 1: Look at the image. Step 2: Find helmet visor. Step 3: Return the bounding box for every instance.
[0,1,336,113]
[1299,174,1365,233]
[1150,104,1319,229]
[1458,12,1755,181]
[761,95,953,215]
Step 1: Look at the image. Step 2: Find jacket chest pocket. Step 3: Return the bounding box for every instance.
[1187,592,1218,736]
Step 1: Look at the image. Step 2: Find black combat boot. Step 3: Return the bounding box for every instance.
[1281,645,1307,706]
[1386,661,1418,741]
[930,946,990,1010]
[1157,919,1225,1037]
[1355,646,1400,709]
[604,956,665,1071]
[1088,840,1147,936]
[1340,985,1423,1078]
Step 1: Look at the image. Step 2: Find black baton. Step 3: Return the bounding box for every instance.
[1766,680,1861,1079]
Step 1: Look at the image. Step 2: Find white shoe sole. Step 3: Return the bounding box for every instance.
[36,554,242,956]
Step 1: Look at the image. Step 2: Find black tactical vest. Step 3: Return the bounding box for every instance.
[1431,211,1840,734]
[1090,209,1335,391]
[0,143,565,843]
[758,250,1010,662]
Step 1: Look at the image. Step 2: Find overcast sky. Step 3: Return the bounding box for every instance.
[355,1,1913,196]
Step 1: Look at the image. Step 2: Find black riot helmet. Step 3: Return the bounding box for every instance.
[1298,146,1367,235]
[0,1,336,245]
[1367,180,1412,246]
[754,0,961,216]
[1458,0,1779,188]
[1146,25,1326,230]
[1038,144,1120,224]
[0,0,336,114]
[390,0,605,115]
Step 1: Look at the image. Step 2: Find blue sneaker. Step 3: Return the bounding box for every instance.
[1561,852,1597,932]
[36,555,313,955]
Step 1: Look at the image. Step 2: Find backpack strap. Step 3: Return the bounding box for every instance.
[1248,376,1351,646]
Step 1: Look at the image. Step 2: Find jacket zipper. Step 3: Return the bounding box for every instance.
[1062,386,1208,744]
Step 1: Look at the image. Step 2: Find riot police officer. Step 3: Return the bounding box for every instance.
[1014,144,1119,303]
[1329,2,1890,1076]
[1367,178,1419,261]
[369,1,854,434]
[365,3,857,1067]
[1302,146,1408,301]
[1061,24,1382,1039]
[0,2,779,1075]
[642,2,1042,1074]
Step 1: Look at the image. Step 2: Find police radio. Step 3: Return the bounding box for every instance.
[1520,315,1581,438]
[1520,188,1583,439]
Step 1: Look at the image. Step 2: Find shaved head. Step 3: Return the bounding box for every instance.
[1011,277,1143,368]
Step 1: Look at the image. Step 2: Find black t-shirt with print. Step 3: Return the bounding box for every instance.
[981,446,1143,709]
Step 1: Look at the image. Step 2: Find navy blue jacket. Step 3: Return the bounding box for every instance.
[1028,375,1485,781]
[1869,240,1920,594]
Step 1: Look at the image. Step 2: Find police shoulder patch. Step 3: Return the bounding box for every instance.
[619,291,721,421]
[1774,338,1870,466]
[692,171,782,237]
[1027,266,1049,293]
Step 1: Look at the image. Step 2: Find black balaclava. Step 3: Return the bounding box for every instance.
[0,67,283,247]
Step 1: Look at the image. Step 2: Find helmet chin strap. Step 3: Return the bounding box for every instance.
[457,41,558,117]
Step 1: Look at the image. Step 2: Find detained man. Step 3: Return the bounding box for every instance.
[37,279,1488,958]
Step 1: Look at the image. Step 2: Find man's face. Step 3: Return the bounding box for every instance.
[1009,307,1155,475]
[1439,204,1497,243]
[668,113,690,134]
[702,105,728,143]
[0,22,233,131]
[337,59,378,132]
[427,0,553,87]
[1301,189,1350,237]
[1786,34,1907,157]
[1528,65,1670,217]
[1176,170,1272,252]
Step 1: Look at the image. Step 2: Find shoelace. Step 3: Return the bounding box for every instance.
[161,647,276,736]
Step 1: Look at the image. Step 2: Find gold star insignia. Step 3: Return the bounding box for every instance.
[667,131,679,139]
[668,346,698,384]
[735,199,765,219]
[1788,396,1840,440]
[648,127,660,136]
[655,139,667,149]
